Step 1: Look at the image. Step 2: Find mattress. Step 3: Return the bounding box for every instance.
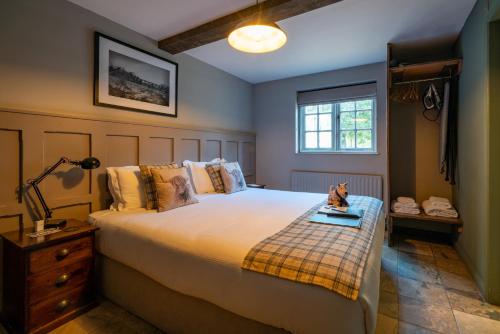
[89,188,385,334]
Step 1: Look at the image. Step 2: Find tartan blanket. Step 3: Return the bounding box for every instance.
[242,195,383,301]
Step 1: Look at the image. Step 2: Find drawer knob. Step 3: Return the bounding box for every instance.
[56,248,70,260]
[55,299,70,312]
[55,273,70,287]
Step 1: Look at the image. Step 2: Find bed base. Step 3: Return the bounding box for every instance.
[96,255,289,334]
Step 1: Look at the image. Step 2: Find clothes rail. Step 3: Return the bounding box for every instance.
[392,75,453,86]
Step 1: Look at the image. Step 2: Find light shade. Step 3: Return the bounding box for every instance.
[78,157,101,170]
[228,22,287,53]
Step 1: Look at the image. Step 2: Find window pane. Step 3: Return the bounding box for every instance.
[305,114,317,131]
[340,112,355,130]
[319,104,332,113]
[319,132,332,148]
[356,130,372,149]
[340,101,355,111]
[340,131,356,149]
[319,113,331,130]
[299,97,376,153]
[305,132,318,149]
[356,99,372,110]
[356,110,372,129]
[305,105,317,114]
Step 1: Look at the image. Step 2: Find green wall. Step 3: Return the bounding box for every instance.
[455,0,500,303]
[488,17,500,305]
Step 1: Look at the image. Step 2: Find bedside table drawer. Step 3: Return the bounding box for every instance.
[29,259,92,305]
[28,284,90,331]
[29,236,93,274]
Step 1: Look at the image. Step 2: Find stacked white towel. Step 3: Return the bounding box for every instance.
[422,197,458,218]
[391,197,420,215]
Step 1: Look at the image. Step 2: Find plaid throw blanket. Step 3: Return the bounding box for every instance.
[242,195,383,301]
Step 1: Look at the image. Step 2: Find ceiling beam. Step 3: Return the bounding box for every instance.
[158,0,342,54]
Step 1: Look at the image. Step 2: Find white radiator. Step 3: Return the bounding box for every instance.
[291,171,383,200]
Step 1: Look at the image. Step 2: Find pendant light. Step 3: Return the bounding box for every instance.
[228,0,287,53]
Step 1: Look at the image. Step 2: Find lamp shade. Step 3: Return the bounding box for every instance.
[228,22,287,53]
[78,157,100,170]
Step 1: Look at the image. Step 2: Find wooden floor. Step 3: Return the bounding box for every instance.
[1,233,499,334]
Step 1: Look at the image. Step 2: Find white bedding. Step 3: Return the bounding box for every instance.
[89,188,385,334]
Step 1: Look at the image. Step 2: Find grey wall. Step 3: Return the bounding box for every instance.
[254,63,388,204]
[0,0,254,133]
[455,0,500,302]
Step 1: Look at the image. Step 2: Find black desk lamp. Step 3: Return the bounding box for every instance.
[28,157,100,229]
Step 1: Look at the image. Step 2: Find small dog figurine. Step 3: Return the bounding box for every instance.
[328,183,349,207]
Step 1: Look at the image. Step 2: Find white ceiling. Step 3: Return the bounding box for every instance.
[69,0,476,83]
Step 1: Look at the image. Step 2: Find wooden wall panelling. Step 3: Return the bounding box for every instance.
[223,141,239,163]
[18,123,44,225]
[204,139,222,161]
[0,109,255,226]
[90,131,111,210]
[147,137,175,164]
[177,138,201,163]
[0,214,23,234]
[106,135,139,166]
[51,202,92,222]
[42,132,92,200]
[240,142,256,178]
[0,129,22,206]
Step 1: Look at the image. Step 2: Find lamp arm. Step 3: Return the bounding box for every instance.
[28,157,68,185]
[27,157,69,220]
[31,182,53,219]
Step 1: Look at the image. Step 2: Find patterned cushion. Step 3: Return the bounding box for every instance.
[151,167,199,212]
[139,163,178,209]
[205,164,225,193]
[220,162,247,194]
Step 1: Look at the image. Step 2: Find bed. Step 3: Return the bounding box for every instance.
[89,188,385,334]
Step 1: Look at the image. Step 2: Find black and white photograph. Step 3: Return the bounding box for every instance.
[109,51,170,106]
[94,32,178,117]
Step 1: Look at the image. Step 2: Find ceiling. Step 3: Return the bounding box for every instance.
[69,0,476,83]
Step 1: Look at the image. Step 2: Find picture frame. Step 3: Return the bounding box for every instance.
[94,32,178,117]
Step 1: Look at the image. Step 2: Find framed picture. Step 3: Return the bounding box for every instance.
[94,32,178,117]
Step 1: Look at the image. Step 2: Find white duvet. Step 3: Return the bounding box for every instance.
[89,188,384,334]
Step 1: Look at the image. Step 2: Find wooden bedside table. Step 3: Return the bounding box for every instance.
[1,219,99,334]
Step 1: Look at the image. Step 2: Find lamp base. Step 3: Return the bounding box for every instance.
[44,219,67,229]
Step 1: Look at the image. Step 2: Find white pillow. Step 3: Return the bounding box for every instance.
[116,168,147,210]
[106,166,139,210]
[183,158,224,194]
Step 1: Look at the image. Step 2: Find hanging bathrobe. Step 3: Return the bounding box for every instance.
[443,78,459,185]
[439,81,450,172]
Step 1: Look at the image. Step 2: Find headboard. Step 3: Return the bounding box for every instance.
[0,108,256,233]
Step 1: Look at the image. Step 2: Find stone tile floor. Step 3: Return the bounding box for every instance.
[377,233,500,334]
[1,233,499,334]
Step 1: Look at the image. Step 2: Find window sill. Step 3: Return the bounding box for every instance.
[296,151,379,156]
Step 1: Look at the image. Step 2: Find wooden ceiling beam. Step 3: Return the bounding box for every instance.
[158,0,342,54]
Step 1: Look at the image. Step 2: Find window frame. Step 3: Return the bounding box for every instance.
[297,96,377,154]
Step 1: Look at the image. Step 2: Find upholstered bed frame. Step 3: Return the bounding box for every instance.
[97,254,289,334]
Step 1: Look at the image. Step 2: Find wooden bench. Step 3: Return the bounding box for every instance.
[388,212,462,247]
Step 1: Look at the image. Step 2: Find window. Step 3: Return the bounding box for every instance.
[298,97,376,153]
